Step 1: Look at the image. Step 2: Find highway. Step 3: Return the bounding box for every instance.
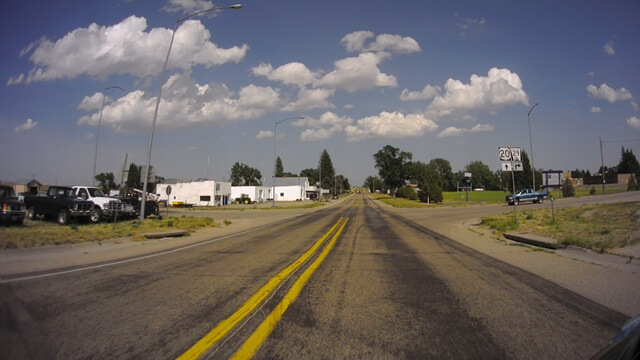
[0,194,629,359]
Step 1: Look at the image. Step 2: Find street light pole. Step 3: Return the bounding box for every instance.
[528,102,539,190]
[140,4,242,220]
[273,116,304,207]
[93,85,125,186]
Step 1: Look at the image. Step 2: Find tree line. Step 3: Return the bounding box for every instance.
[230,150,350,195]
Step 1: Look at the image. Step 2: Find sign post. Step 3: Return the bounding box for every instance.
[499,147,522,226]
[165,185,172,217]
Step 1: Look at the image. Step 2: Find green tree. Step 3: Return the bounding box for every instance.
[628,174,638,191]
[275,156,284,177]
[466,160,499,190]
[562,178,575,197]
[318,149,335,194]
[363,176,383,193]
[429,158,455,191]
[282,172,297,177]
[230,162,262,186]
[500,150,540,190]
[95,172,117,193]
[300,168,318,185]
[373,145,412,196]
[341,176,351,193]
[617,146,640,176]
[126,163,141,190]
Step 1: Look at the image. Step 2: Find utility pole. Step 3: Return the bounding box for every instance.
[118,153,128,196]
[599,137,605,195]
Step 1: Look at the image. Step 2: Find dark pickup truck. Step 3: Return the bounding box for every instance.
[24,186,93,225]
[1,185,26,226]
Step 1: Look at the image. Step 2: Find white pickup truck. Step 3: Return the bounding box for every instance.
[72,186,136,223]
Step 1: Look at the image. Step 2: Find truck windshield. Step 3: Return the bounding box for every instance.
[0,187,16,197]
[88,188,106,197]
[54,188,76,198]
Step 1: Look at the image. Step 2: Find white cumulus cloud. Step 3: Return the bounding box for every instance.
[603,42,615,55]
[77,92,108,111]
[8,16,248,84]
[282,87,335,112]
[163,0,216,15]
[400,85,441,101]
[315,52,397,92]
[341,31,421,54]
[252,62,320,87]
[590,106,602,113]
[628,116,640,129]
[345,111,437,142]
[15,118,38,132]
[295,112,353,142]
[426,67,529,119]
[77,72,284,132]
[587,83,633,103]
[255,130,274,139]
[437,123,494,138]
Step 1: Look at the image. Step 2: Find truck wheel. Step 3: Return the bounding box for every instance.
[14,218,24,226]
[26,206,36,220]
[57,209,70,226]
[515,198,519,205]
[90,208,102,223]
[537,196,543,204]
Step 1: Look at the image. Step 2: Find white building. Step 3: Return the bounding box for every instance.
[272,177,313,201]
[231,186,270,203]
[156,180,231,206]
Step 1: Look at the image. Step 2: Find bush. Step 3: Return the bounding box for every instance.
[396,185,418,200]
[562,179,575,197]
[628,174,638,191]
[418,182,443,203]
[589,187,596,195]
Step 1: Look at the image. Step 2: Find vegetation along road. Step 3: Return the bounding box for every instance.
[1,193,635,359]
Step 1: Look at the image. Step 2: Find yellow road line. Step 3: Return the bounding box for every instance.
[177,217,345,360]
[231,218,350,360]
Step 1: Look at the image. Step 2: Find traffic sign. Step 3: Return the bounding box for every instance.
[510,147,522,162]
[502,161,523,171]
[498,147,522,162]
[498,147,512,161]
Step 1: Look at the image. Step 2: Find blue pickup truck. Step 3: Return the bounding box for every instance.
[505,188,548,205]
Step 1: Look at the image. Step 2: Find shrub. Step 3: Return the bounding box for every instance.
[396,185,418,200]
[561,179,575,197]
[628,174,638,191]
[589,187,596,195]
[418,182,443,203]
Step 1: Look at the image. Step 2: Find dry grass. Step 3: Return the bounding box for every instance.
[482,202,640,252]
[0,216,218,249]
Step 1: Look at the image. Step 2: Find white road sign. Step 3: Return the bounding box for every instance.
[502,161,523,172]
[498,147,512,161]
[510,147,522,162]
[498,147,522,162]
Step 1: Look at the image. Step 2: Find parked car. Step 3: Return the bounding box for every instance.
[24,186,93,225]
[505,188,549,205]
[0,185,26,226]
[72,186,136,223]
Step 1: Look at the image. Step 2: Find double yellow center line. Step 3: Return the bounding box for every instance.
[178,213,351,359]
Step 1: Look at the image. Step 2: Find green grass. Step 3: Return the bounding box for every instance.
[481,202,640,252]
[0,216,219,249]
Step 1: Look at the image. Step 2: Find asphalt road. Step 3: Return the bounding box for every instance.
[0,194,629,359]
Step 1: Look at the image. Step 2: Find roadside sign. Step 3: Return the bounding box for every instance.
[498,147,512,161]
[464,172,472,178]
[501,162,523,171]
[498,147,522,162]
[166,185,172,196]
[510,147,522,162]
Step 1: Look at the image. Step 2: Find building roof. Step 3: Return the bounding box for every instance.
[273,177,309,186]
[14,179,42,186]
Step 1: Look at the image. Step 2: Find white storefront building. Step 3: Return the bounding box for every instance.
[156,180,231,206]
[271,177,313,201]
[231,186,270,203]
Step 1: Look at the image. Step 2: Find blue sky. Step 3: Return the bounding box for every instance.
[1,0,639,187]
